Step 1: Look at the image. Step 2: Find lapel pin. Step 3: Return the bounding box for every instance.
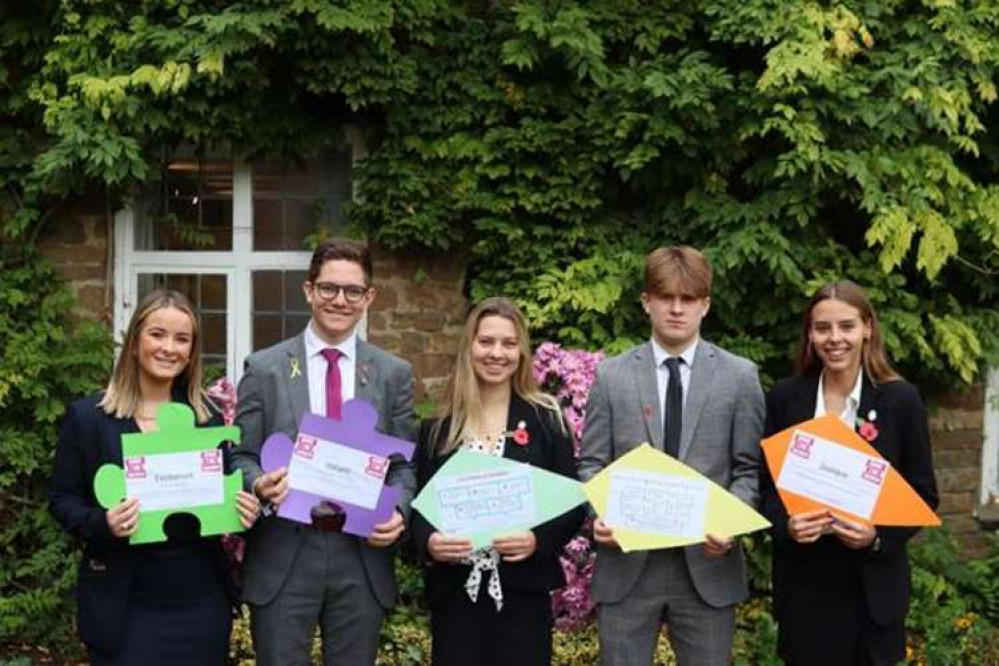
[289,358,302,379]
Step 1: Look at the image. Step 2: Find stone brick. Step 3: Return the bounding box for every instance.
[412,353,455,381]
[933,448,981,471]
[72,285,108,321]
[931,384,985,410]
[374,282,399,310]
[367,333,400,352]
[394,310,446,333]
[399,333,429,355]
[937,492,975,515]
[942,514,981,535]
[55,263,107,283]
[41,242,106,265]
[40,218,89,244]
[936,468,981,494]
[931,429,985,451]
[929,408,985,431]
[366,311,388,331]
[420,377,450,405]
[426,332,463,355]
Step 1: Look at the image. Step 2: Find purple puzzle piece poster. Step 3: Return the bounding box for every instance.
[260,399,415,537]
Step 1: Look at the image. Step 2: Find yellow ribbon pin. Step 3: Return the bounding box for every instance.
[290,358,302,379]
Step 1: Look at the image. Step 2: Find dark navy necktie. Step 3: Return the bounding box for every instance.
[663,357,683,458]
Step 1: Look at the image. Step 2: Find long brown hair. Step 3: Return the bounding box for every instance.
[433,297,562,455]
[98,289,212,422]
[795,280,900,385]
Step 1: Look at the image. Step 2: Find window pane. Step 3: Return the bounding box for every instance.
[135,273,228,373]
[252,270,310,351]
[135,148,233,251]
[252,149,352,251]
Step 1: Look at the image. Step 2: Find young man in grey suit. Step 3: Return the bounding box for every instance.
[232,239,417,666]
[578,246,765,666]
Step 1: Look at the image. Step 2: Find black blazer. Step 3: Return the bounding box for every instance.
[759,373,939,629]
[411,394,584,606]
[48,393,236,657]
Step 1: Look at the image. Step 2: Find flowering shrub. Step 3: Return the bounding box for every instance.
[207,377,245,565]
[532,342,605,630]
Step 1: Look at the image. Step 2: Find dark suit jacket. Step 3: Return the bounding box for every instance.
[231,334,417,609]
[759,373,939,634]
[411,394,584,606]
[48,393,236,657]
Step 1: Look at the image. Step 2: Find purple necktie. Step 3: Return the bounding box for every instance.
[320,348,343,420]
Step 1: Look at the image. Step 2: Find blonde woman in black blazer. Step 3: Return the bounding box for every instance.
[760,281,938,666]
[411,297,583,666]
[48,289,260,665]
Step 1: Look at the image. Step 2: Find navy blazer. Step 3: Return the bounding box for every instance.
[48,393,236,657]
[759,372,939,630]
[411,394,584,606]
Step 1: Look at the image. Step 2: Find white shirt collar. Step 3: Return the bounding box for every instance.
[816,369,863,422]
[650,337,698,369]
[304,322,357,361]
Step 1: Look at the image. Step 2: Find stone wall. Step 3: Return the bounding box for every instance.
[366,244,468,406]
[38,210,111,321]
[929,384,990,553]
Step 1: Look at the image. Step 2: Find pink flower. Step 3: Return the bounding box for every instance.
[859,420,879,442]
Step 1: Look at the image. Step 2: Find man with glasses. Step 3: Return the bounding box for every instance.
[233,239,417,665]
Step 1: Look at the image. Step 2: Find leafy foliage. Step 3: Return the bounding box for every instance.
[3,1,997,385]
[0,248,111,655]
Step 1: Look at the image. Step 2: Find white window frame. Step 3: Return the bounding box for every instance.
[979,368,999,508]
[113,132,366,383]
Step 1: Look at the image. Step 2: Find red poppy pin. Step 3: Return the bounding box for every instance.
[858,409,879,442]
[643,405,653,420]
[511,420,530,446]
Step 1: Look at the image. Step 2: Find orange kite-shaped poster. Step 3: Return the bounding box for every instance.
[761,415,939,527]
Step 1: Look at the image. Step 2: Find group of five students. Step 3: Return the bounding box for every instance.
[49,239,938,666]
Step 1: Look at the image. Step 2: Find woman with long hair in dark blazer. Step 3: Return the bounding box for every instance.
[48,289,261,665]
[412,297,584,666]
[760,280,939,665]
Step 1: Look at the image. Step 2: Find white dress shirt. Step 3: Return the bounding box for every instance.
[304,322,357,416]
[814,369,863,427]
[651,337,698,412]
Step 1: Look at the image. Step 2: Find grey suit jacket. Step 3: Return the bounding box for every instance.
[578,340,764,608]
[232,332,417,609]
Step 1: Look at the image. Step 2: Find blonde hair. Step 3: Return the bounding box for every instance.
[796,280,901,385]
[98,289,213,422]
[433,297,563,456]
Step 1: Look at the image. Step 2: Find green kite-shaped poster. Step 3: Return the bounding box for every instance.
[412,448,586,549]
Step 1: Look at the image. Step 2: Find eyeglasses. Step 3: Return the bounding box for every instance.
[311,282,370,303]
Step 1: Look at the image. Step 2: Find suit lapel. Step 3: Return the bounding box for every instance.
[284,334,311,424]
[631,343,661,448]
[354,340,378,404]
[791,373,821,425]
[502,394,532,464]
[679,341,714,459]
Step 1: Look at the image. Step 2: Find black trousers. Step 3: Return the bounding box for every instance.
[431,582,554,666]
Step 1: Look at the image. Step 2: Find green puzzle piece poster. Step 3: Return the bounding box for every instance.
[93,403,244,545]
[412,448,586,549]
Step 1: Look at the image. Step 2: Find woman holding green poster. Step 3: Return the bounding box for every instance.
[48,289,260,665]
[412,297,584,666]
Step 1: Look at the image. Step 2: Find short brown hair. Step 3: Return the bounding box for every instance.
[308,239,373,284]
[796,280,900,385]
[643,246,712,298]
